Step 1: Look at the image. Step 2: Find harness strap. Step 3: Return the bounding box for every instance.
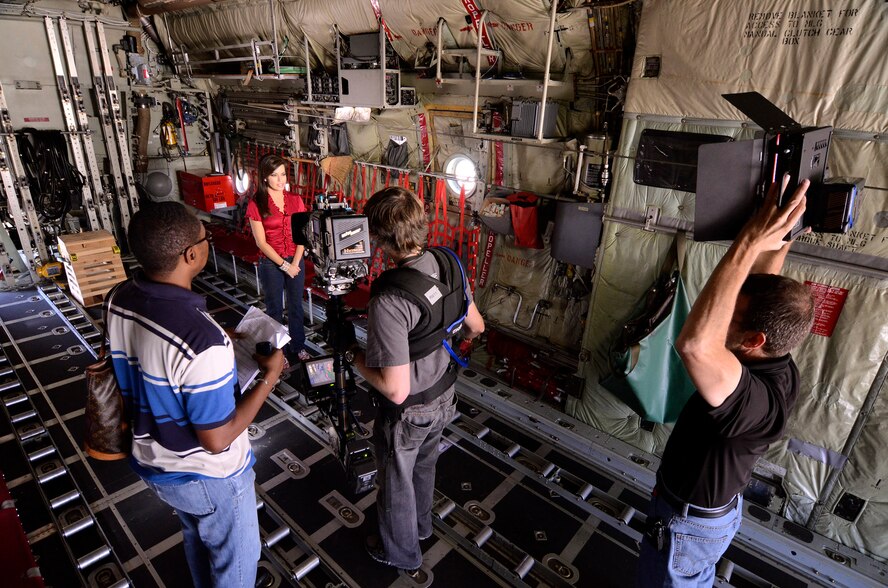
[376,362,458,416]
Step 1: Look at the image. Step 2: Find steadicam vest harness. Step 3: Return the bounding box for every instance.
[370,247,469,409]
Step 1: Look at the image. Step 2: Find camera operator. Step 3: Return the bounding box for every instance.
[351,187,485,577]
[637,176,815,587]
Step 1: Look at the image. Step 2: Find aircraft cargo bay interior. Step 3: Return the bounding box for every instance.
[0,1,886,587]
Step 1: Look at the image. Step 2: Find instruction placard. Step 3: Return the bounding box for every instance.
[805,281,849,337]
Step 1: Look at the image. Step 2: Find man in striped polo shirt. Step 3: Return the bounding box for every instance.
[107,202,284,588]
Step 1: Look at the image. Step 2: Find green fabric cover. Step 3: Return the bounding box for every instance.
[601,274,696,423]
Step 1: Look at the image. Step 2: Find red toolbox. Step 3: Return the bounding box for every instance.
[177,170,236,211]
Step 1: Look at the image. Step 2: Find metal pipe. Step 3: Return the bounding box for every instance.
[270,0,279,77]
[134,99,151,173]
[435,17,444,83]
[572,144,586,195]
[471,12,486,135]
[537,0,559,141]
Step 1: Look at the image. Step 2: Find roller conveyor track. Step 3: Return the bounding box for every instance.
[0,286,131,587]
[1,264,885,587]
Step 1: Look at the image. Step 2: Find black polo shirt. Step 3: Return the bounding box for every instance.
[658,354,800,508]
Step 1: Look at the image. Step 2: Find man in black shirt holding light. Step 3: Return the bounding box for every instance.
[637,176,815,587]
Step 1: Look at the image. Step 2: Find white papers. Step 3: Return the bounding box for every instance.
[233,306,291,390]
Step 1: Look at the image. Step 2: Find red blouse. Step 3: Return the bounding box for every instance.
[245,191,307,258]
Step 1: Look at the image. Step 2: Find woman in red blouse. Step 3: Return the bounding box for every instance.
[247,154,310,361]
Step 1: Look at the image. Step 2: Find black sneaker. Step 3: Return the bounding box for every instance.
[365,535,395,566]
[403,567,429,583]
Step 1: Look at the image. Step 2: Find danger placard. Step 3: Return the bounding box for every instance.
[805,281,849,337]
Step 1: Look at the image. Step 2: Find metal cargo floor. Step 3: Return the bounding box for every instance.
[0,272,884,588]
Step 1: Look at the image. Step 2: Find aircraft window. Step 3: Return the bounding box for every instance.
[234,168,251,195]
[444,154,478,196]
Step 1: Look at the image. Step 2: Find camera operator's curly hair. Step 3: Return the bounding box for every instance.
[740,273,815,357]
[128,201,201,275]
[363,186,427,255]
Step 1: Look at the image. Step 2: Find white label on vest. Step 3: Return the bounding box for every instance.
[424,285,443,305]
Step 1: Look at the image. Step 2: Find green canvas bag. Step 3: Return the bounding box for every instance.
[601,271,696,423]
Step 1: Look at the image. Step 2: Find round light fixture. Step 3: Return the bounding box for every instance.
[444,153,479,196]
[234,168,251,195]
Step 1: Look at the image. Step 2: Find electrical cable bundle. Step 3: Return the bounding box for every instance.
[17,130,83,223]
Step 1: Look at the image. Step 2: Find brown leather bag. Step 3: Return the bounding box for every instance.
[83,281,131,460]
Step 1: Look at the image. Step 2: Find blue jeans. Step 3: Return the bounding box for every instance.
[144,469,260,588]
[258,256,305,352]
[637,493,743,587]
[373,388,457,569]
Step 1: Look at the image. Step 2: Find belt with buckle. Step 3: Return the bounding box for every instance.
[654,485,739,519]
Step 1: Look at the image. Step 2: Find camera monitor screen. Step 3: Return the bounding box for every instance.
[304,356,335,388]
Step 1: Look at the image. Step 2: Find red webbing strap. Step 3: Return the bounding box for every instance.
[456,185,466,258]
[384,169,391,188]
[492,111,504,184]
[252,143,259,192]
[478,230,496,289]
[431,178,448,247]
[416,174,425,202]
[417,113,431,168]
[357,164,368,213]
[399,171,409,189]
[368,0,399,41]
[426,179,436,247]
[348,163,359,209]
[460,0,497,65]
[309,163,317,203]
[371,165,378,195]
[466,223,481,294]
[294,158,302,191]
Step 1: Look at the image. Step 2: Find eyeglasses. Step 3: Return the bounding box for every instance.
[181,233,213,256]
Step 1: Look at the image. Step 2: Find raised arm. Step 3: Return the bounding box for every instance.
[675,177,808,407]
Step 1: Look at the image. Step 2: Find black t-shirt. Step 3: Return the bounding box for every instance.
[658,355,800,508]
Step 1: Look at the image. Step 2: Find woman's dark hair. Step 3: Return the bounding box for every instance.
[253,154,289,217]
[128,201,201,275]
[363,186,427,255]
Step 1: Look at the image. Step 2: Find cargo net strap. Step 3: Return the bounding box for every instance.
[355,163,411,281]
[336,162,478,292]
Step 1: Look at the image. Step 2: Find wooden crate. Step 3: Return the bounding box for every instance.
[57,230,126,307]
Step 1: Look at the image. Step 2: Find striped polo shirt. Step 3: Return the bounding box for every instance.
[106,274,253,483]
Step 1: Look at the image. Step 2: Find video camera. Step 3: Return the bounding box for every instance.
[292,197,371,296]
[290,195,377,494]
[633,92,861,242]
[301,354,376,494]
